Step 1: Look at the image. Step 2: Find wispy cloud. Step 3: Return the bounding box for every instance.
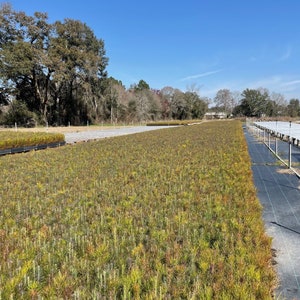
[180,73,300,101]
[279,79,300,95]
[243,75,300,99]
[281,80,300,87]
[279,46,292,61]
[179,69,222,81]
[248,76,282,89]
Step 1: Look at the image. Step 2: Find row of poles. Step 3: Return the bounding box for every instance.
[262,124,293,168]
[249,120,300,178]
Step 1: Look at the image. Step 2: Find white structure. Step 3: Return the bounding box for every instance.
[254,121,300,145]
[204,112,227,119]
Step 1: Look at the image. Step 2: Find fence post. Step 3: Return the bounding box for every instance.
[288,121,292,168]
[289,140,292,168]
[275,120,278,155]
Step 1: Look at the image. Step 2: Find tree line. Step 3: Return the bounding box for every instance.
[0,4,208,126]
[0,4,299,127]
[213,88,300,118]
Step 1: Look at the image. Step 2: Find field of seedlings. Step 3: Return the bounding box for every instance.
[0,121,276,299]
[0,131,65,150]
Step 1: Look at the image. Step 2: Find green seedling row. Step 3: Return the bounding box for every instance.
[0,132,65,150]
[0,121,276,299]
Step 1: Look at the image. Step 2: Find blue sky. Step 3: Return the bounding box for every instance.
[4,0,300,101]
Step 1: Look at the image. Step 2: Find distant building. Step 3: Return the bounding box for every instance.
[204,112,227,119]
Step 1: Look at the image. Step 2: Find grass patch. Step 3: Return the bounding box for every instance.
[0,120,276,298]
[0,131,65,150]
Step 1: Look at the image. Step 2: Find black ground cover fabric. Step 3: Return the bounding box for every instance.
[245,127,300,299]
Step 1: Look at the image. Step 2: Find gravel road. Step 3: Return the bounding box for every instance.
[64,126,172,144]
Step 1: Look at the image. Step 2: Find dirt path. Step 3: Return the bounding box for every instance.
[63,126,172,144]
[0,125,175,144]
[0,125,132,134]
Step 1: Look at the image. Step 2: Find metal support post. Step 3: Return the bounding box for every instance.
[289,141,292,168]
